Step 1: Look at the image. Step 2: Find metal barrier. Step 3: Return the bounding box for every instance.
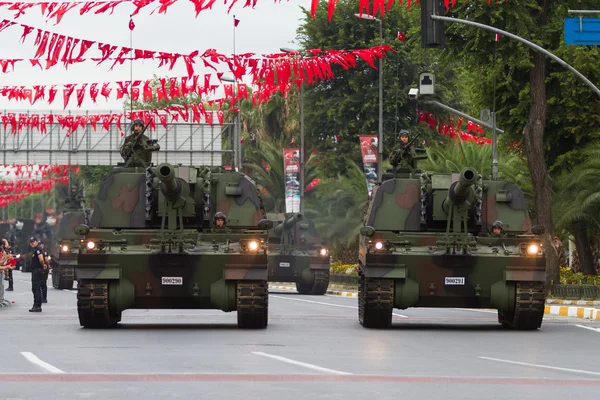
[550,284,600,300]
[330,274,358,285]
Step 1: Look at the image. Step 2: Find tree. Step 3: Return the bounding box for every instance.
[297,1,469,177]
[444,0,600,284]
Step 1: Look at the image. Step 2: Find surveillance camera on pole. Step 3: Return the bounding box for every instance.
[408,88,419,100]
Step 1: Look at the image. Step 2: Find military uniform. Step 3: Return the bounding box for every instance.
[390,130,418,170]
[120,119,153,167]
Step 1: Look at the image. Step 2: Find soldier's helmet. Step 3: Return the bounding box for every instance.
[492,220,504,230]
[399,129,410,139]
[131,118,144,131]
[214,212,227,225]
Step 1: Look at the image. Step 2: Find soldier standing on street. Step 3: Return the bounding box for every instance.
[39,241,49,303]
[2,238,14,291]
[28,237,46,312]
[120,119,153,167]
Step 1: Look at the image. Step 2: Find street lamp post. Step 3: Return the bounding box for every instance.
[355,13,383,181]
[280,47,305,214]
[221,76,241,170]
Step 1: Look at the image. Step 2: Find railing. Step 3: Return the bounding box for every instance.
[330,274,358,285]
[550,284,600,300]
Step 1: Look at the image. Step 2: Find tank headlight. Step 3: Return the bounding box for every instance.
[61,245,69,252]
[86,241,96,250]
[248,241,259,251]
[320,248,328,256]
[374,241,384,250]
[527,244,539,255]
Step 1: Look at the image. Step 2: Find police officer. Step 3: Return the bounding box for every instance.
[39,241,49,303]
[28,237,46,312]
[214,212,227,229]
[491,220,504,236]
[120,119,152,166]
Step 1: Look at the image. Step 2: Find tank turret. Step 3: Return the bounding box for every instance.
[442,167,478,213]
[273,213,303,236]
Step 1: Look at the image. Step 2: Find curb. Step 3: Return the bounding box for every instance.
[546,299,600,306]
[544,305,600,320]
[268,284,358,298]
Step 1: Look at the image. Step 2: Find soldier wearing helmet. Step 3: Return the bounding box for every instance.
[491,220,504,236]
[390,129,417,170]
[120,118,153,167]
[214,212,227,229]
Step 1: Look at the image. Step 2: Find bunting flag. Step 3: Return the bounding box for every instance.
[359,135,379,197]
[0,1,508,26]
[417,109,492,145]
[0,19,392,83]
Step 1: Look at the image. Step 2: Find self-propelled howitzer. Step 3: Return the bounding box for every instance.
[358,166,546,330]
[74,161,273,329]
[267,212,330,295]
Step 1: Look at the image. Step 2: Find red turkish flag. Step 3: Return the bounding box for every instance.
[76,84,87,107]
[89,83,99,103]
[237,83,248,99]
[131,87,140,101]
[48,85,58,104]
[217,110,224,125]
[129,19,135,31]
[397,31,406,41]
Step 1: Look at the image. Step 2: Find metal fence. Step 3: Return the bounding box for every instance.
[0,109,232,166]
[550,284,600,300]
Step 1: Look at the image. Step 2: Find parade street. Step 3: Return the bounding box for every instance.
[1,271,599,399]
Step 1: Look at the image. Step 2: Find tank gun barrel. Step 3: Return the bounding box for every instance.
[156,163,182,202]
[443,167,478,212]
[273,213,303,236]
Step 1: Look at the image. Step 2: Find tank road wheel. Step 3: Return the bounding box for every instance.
[498,282,546,330]
[296,270,330,295]
[77,280,121,329]
[358,275,394,329]
[52,265,75,290]
[237,281,268,329]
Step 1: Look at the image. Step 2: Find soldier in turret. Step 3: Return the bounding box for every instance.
[65,186,85,211]
[491,220,505,237]
[214,212,227,229]
[120,119,153,167]
[390,130,420,171]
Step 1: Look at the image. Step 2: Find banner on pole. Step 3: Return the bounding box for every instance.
[283,148,301,213]
[359,135,379,197]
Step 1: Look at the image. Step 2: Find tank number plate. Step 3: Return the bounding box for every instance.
[279,262,291,267]
[445,277,465,285]
[162,277,183,285]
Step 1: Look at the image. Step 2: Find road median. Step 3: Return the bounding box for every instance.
[268,283,358,298]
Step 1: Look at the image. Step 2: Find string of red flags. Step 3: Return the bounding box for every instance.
[0,1,508,27]
[418,109,492,145]
[2,164,78,178]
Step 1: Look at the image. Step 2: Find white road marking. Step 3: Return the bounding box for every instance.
[270,295,409,318]
[575,324,600,333]
[20,352,64,374]
[453,308,497,314]
[479,356,600,377]
[252,351,352,375]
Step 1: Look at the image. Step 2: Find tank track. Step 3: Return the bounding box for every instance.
[77,280,121,329]
[237,281,268,329]
[358,274,394,328]
[52,265,75,290]
[296,270,330,295]
[498,282,546,330]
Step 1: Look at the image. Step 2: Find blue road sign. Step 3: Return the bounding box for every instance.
[564,17,600,45]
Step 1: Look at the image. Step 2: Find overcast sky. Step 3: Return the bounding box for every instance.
[0,1,308,112]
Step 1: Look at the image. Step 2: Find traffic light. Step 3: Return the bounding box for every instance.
[421,0,445,49]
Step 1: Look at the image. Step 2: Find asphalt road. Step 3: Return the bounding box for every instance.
[2,270,600,399]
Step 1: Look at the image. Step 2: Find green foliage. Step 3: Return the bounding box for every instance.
[297,0,469,177]
[560,266,600,285]
[304,160,368,247]
[444,0,600,174]
[330,261,358,275]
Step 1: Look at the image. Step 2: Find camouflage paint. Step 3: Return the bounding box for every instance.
[266,213,330,294]
[359,167,546,329]
[75,162,271,328]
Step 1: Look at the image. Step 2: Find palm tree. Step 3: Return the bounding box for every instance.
[553,141,600,275]
[244,141,319,213]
